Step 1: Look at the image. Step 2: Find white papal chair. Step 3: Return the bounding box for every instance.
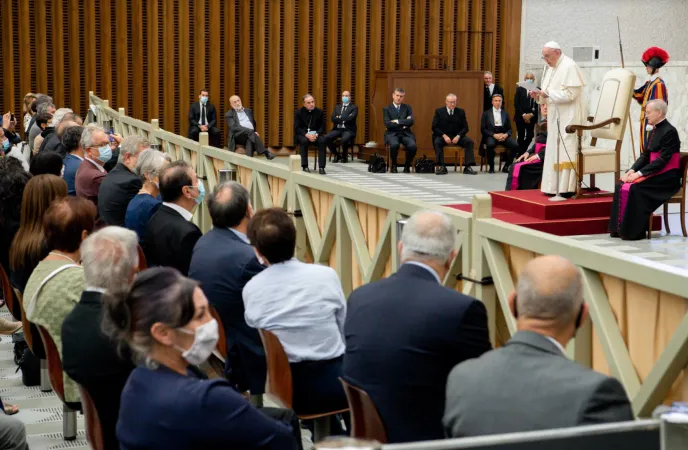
[566,68,636,198]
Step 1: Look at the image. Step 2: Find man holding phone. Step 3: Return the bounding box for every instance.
[2,112,22,147]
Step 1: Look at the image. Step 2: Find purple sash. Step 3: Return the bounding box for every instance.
[510,143,545,190]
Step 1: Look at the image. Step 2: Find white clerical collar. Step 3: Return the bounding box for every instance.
[493,107,502,114]
[163,202,194,221]
[403,261,442,284]
[85,157,106,173]
[544,335,566,355]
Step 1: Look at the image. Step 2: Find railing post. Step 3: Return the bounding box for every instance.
[150,119,162,153]
[118,107,126,136]
[288,155,307,262]
[471,194,497,346]
[196,132,210,233]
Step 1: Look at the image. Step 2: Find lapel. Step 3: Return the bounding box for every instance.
[340,103,350,118]
[488,109,495,127]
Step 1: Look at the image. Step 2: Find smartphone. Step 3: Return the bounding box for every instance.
[109,127,115,143]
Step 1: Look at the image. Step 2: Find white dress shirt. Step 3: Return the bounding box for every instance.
[487,83,495,95]
[243,258,346,363]
[162,202,193,222]
[85,157,106,173]
[493,108,503,126]
[403,261,441,284]
[237,109,254,130]
[544,335,566,355]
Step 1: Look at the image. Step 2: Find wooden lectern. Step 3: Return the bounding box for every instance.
[369,71,485,157]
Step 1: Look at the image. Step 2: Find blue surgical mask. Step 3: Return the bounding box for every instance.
[525,79,534,84]
[1,139,9,151]
[97,144,112,163]
[342,96,350,104]
[200,96,208,104]
[192,182,206,205]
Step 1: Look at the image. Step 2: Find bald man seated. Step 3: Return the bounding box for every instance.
[444,255,634,438]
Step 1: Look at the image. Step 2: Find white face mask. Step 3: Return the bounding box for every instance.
[174,319,219,366]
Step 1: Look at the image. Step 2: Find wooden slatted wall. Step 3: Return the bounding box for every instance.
[0,0,522,147]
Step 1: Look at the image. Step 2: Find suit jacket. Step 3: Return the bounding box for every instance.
[343,264,492,443]
[444,330,634,438]
[514,86,539,124]
[188,228,267,394]
[383,103,415,140]
[75,159,107,207]
[62,290,135,450]
[330,103,358,135]
[225,108,258,152]
[144,205,203,276]
[481,108,513,138]
[188,101,218,130]
[484,83,505,111]
[98,163,143,226]
[432,107,469,139]
[294,107,326,144]
[63,154,83,196]
[38,129,66,157]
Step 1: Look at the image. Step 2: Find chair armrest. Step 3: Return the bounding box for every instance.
[566,117,621,133]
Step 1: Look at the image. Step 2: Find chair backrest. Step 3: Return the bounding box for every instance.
[36,324,66,402]
[0,263,16,318]
[209,305,227,358]
[680,153,688,190]
[78,385,106,450]
[17,295,46,359]
[136,244,148,270]
[590,68,635,141]
[258,329,293,409]
[340,378,388,443]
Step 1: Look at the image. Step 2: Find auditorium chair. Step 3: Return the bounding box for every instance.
[384,144,416,173]
[36,325,80,440]
[479,142,508,172]
[258,329,349,442]
[443,145,465,172]
[78,385,105,450]
[136,244,148,270]
[0,263,17,319]
[566,68,636,198]
[339,378,387,443]
[16,292,51,393]
[648,153,688,239]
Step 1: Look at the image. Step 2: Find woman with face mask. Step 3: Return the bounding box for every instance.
[104,267,300,450]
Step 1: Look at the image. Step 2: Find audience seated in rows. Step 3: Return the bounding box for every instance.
[62,227,138,450]
[61,125,85,196]
[39,112,82,157]
[22,196,97,406]
[245,207,349,431]
[188,182,267,395]
[103,267,301,450]
[343,210,491,443]
[75,124,111,207]
[98,135,149,226]
[443,255,634,437]
[9,175,67,293]
[29,151,63,177]
[125,149,169,245]
[145,160,203,276]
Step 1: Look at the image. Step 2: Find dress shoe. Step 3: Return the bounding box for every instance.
[265,151,276,160]
[319,168,326,175]
[302,167,310,173]
[435,166,448,175]
[391,166,398,173]
[341,157,348,163]
[332,155,342,163]
[403,167,411,173]
[463,166,477,175]
[502,165,510,173]
[488,167,495,174]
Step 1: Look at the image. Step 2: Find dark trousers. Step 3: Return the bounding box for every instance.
[484,135,519,169]
[234,130,267,156]
[291,356,350,435]
[432,135,476,167]
[515,119,536,155]
[260,407,304,450]
[296,135,327,168]
[324,129,355,159]
[189,126,221,147]
[386,133,417,168]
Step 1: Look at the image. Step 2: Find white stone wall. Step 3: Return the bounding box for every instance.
[520,0,688,167]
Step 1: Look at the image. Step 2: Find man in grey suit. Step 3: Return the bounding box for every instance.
[444,255,634,438]
[224,95,275,159]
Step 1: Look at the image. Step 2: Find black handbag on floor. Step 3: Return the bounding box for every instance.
[368,153,387,173]
[414,155,435,173]
[16,347,40,387]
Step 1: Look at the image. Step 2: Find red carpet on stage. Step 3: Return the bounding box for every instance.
[445,189,661,236]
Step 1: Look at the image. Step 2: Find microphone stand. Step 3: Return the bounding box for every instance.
[549,102,567,202]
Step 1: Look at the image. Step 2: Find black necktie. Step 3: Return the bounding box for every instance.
[201,105,206,125]
[449,109,453,116]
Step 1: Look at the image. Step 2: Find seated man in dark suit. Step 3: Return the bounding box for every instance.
[188,181,267,396]
[444,255,634,437]
[514,72,540,155]
[225,95,274,159]
[324,90,357,163]
[481,94,519,173]
[144,160,203,276]
[188,89,221,147]
[343,210,491,443]
[62,226,138,450]
[294,94,327,174]
[432,93,477,175]
[98,135,149,226]
[383,88,417,173]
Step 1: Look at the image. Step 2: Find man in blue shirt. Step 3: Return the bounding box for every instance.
[61,125,85,196]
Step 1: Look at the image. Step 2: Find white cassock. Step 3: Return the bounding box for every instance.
[538,54,586,194]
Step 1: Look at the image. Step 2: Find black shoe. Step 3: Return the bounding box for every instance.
[319,168,326,175]
[332,155,342,163]
[302,167,310,173]
[488,167,495,174]
[265,152,276,160]
[436,166,448,175]
[463,166,477,175]
[502,165,510,173]
[391,166,398,173]
[403,167,411,173]
[341,157,348,163]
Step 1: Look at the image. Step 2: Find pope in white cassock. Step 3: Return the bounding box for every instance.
[530,42,586,195]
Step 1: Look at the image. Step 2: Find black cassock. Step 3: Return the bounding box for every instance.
[608,119,682,240]
[505,132,547,191]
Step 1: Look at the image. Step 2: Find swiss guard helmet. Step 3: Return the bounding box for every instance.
[642,47,669,70]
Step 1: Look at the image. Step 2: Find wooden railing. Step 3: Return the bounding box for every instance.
[88,91,688,416]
